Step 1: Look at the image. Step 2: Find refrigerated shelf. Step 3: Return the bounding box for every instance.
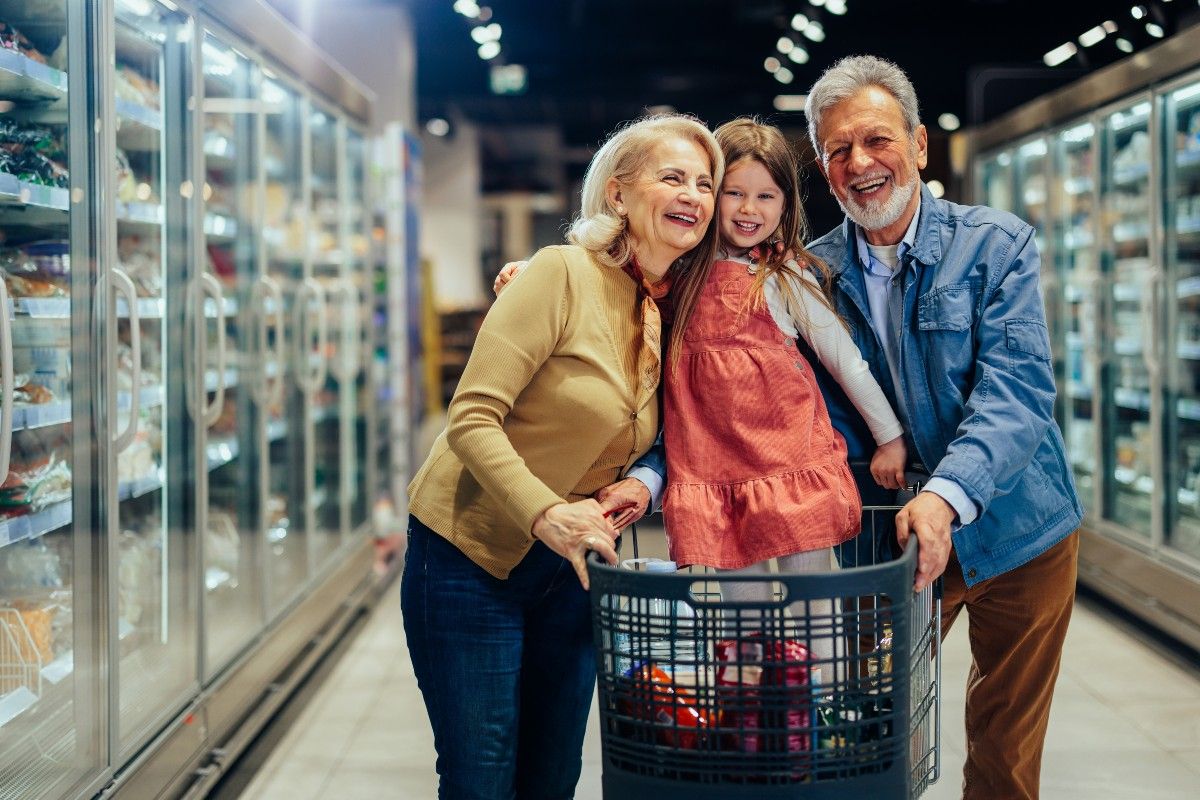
[0,49,67,107]
[0,501,72,549]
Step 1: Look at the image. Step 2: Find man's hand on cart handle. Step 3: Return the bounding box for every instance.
[532,500,620,591]
[596,477,651,530]
[894,492,955,592]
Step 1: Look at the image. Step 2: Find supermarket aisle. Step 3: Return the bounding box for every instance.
[240,533,1200,800]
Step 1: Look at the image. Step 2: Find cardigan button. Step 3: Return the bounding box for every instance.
[630,411,637,419]
[967,568,978,579]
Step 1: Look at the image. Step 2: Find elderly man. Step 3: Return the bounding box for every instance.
[804,55,1081,800]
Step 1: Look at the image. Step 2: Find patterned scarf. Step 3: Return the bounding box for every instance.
[621,256,673,406]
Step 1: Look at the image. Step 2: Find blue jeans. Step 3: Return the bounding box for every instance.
[401,515,596,800]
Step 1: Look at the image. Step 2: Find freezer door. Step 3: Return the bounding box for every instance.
[1164,75,1200,563]
[262,77,309,616]
[309,109,344,565]
[197,31,263,679]
[0,1,104,796]
[344,130,370,536]
[109,0,199,757]
[1098,98,1159,541]
[1052,121,1101,517]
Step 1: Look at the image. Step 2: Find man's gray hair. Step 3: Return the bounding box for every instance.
[806,55,920,155]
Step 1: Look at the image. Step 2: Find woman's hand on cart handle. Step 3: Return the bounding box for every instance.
[870,436,908,490]
[494,261,528,296]
[596,477,651,530]
[532,499,620,590]
[895,492,955,593]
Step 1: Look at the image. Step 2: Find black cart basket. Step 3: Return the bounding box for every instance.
[587,501,941,799]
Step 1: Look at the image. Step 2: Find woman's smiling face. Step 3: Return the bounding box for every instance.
[612,136,715,273]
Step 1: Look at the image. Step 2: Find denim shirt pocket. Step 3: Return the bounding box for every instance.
[917,283,976,404]
[917,283,973,332]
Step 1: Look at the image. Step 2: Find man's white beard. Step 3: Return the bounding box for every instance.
[839,175,918,234]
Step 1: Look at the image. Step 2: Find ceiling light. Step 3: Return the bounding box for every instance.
[775,67,794,84]
[938,113,961,131]
[764,56,782,73]
[1146,22,1164,37]
[803,21,826,42]
[470,25,491,43]
[809,0,826,6]
[791,13,809,31]
[1115,37,1134,52]
[477,6,493,22]
[1102,20,1118,33]
[777,36,794,54]
[788,46,810,64]
[490,64,526,95]
[1130,4,1147,19]
[1043,41,1078,66]
[926,180,945,199]
[773,94,808,112]
[478,40,501,60]
[1078,25,1107,47]
[425,118,450,137]
[826,0,848,14]
[453,0,480,18]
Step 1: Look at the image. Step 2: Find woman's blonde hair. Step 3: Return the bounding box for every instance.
[702,117,844,336]
[568,114,724,362]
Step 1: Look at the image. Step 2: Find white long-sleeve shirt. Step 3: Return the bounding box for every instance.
[752,254,904,447]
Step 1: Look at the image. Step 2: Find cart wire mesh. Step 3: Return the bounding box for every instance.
[588,502,941,799]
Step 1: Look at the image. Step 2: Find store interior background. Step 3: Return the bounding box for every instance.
[3,1,1200,798]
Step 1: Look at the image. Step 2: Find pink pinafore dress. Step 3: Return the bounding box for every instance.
[662,259,861,569]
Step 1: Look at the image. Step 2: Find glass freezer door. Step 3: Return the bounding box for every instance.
[1015,138,1049,256]
[309,108,342,565]
[0,0,102,795]
[262,77,308,615]
[977,149,1014,215]
[1099,99,1156,539]
[1052,121,1100,514]
[344,129,369,536]
[110,0,196,755]
[198,33,260,677]
[1166,78,1200,562]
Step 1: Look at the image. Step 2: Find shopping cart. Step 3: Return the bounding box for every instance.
[588,489,941,799]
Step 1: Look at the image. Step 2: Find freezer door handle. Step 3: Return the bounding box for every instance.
[201,272,228,428]
[249,275,286,407]
[111,268,141,451]
[0,279,12,481]
[294,278,328,394]
[331,281,358,383]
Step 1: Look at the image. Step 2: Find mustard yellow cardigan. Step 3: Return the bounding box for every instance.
[408,245,661,579]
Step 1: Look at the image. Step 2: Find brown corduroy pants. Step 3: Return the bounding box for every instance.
[940,532,1079,800]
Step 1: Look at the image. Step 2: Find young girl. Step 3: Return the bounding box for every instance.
[662,119,907,651]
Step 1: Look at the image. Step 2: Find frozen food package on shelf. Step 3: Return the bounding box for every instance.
[115,64,160,110]
[118,236,163,298]
[116,149,138,202]
[0,537,64,594]
[118,527,159,628]
[0,119,68,187]
[0,454,73,514]
[205,511,240,591]
[0,21,48,63]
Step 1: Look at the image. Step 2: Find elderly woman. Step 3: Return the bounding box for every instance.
[402,113,723,799]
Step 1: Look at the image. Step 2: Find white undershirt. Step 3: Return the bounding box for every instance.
[734,253,903,446]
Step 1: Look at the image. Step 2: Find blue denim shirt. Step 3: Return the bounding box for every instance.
[807,183,1081,585]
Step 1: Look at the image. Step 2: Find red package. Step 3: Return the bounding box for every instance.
[716,634,811,754]
[619,662,718,750]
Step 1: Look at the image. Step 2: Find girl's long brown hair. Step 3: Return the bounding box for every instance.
[669,117,844,360]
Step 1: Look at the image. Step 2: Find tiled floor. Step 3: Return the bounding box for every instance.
[239,530,1200,800]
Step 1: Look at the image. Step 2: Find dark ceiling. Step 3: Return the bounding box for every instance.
[413,0,1200,148]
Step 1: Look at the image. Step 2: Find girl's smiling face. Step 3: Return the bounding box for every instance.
[718,158,785,256]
